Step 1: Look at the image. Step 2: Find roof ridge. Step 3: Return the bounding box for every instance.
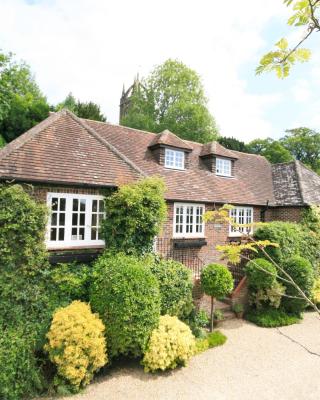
[85,119,157,138]
[0,110,66,162]
[67,111,146,177]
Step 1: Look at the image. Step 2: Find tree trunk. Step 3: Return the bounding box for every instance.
[210,296,215,332]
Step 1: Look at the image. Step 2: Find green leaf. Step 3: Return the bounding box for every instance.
[276,38,288,50]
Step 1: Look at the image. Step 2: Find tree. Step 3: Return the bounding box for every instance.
[121,59,219,143]
[218,136,248,152]
[0,51,49,142]
[200,263,233,331]
[247,138,293,164]
[281,127,320,173]
[257,0,320,78]
[56,93,106,122]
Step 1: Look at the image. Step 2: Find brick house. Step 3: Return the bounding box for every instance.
[0,109,320,277]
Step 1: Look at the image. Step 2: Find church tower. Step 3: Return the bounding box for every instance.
[119,74,145,122]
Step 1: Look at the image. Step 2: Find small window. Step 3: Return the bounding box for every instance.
[216,158,232,177]
[173,203,205,238]
[165,148,185,170]
[229,207,253,236]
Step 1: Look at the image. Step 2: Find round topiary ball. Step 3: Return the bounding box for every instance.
[200,263,233,299]
[90,252,161,358]
[245,258,277,290]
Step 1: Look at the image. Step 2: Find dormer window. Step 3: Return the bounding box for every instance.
[165,148,185,170]
[216,157,232,177]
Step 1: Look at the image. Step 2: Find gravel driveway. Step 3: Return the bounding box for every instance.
[57,312,320,400]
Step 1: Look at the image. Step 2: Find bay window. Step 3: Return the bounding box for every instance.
[46,193,105,248]
[173,203,205,238]
[229,207,253,236]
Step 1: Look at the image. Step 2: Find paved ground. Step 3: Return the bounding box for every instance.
[57,312,320,400]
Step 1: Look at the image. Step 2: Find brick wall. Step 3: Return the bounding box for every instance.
[265,206,304,223]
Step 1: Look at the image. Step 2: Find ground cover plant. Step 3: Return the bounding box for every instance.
[195,331,227,354]
[246,307,300,328]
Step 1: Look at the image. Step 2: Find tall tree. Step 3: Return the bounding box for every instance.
[247,138,294,164]
[281,127,320,172]
[121,59,218,143]
[56,93,107,122]
[0,51,49,142]
[218,136,248,152]
[257,0,320,78]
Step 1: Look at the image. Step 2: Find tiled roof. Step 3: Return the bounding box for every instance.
[148,129,193,151]
[272,161,320,206]
[200,141,238,159]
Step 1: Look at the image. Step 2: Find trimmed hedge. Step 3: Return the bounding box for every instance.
[90,252,161,358]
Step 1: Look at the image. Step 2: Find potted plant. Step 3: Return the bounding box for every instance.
[232,303,244,318]
[213,309,224,327]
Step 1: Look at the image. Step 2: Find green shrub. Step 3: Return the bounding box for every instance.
[195,331,227,354]
[142,315,195,372]
[45,301,107,392]
[245,258,277,290]
[0,327,44,400]
[185,309,209,338]
[150,257,193,318]
[102,177,167,255]
[90,252,161,358]
[312,278,320,305]
[249,281,286,309]
[281,256,314,314]
[0,184,48,271]
[49,262,91,302]
[246,307,300,327]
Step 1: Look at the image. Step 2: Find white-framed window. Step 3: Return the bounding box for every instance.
[229,207,253,236]
[164,148,185,170]
[173,203,205,238]
[216,158,232,177]
[46,193,105,249]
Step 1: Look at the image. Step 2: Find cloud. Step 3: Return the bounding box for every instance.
[0,0,291,141]
[291,79,311,102]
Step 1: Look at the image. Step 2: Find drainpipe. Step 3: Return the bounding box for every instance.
[260,200,269,222]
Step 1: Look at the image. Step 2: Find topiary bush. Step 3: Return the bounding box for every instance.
[0,184,48,271]
[149,257,193,319]
[200,263,233,331]
[90,252,161,358]
[281,256,314,315]
[102,177,167,255]
[45,301,107,392]
[245,258,277,290]
[142,315,196,372]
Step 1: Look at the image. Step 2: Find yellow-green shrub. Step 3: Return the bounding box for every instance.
[312,278,320,305]
[142,315,195,372]
[45,301,107,391]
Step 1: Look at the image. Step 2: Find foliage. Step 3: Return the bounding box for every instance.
[245,258,277,290]
[121,59,219,143]
[0,184,48,272]
[0,51,49,142]
[150,257,193,318]
[249,281,286,309]
[142,315,195,372]
[281,256,314,314]
[186,309,209,338]
[247,138,293,164]
[312,278,320,305]
[245,307,300,327]
[301,205,320,233]
[103,177,167,255]
[55,92,106,122]
[45,301,107,391]
[232,303,244,313]
[218,136,247,152]
[213,309,224,321]
[0,327,44,400]
[256,0,320,78]
[281,127,320,173]
[0,133,6,147]
[90,252,160,358]
[195,331,227,354]
[201,263,234,299]
[49,262,91,302]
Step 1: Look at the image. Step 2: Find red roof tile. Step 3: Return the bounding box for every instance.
[149,129,193,151]
[200,141,238,159]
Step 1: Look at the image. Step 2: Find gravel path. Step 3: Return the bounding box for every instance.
[57,312,320,400]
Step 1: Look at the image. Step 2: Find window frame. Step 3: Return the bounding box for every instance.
[216,157,232,177]
[229,206,253,237]
[164,148,185,170]
[173,202,205,238]
[46,192,105,249]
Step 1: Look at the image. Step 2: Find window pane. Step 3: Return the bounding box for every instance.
[79,213,85,226]
[91,227,97,240]
[58,228,65,241]
[72,213,78,226]
[99,200,104,212]
[91,214,97,226]
[71,227,77,239]
[59,213,65,226]
[52,198,58,211]
[50,228,57,241]
[59,198,66,211]
[92,200,97,212]
[80,199,86,212]
[79,228,85,240]
[51,213,57,226]
[73,199,78,211]
[98,230,103,240]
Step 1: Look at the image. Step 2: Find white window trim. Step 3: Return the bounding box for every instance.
[164,148,185,170]
[216,157,232,177]
[229,206,253,237]
[46,192,105,249]
[173,202,205,238]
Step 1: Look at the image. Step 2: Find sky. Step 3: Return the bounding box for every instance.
[0,0,319,142]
